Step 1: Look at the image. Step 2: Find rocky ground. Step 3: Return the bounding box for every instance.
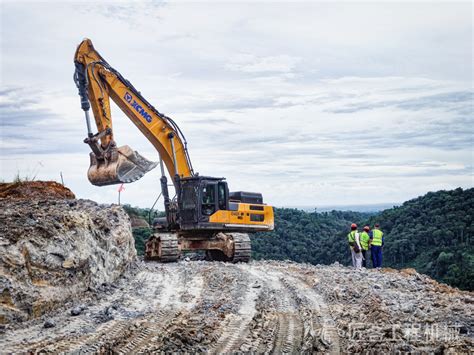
[2,260,472,353]
[0,187,136,324]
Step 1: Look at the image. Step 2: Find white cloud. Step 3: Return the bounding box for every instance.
[0,1,472,208]
[225,54,300,74]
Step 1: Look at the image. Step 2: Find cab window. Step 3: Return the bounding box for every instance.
[218,182,227,210]
[201,184,216,215]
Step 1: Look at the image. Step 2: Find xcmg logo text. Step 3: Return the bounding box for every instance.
[124,92,152,123]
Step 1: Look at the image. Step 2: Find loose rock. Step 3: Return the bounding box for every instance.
[0,197,136,324]
[43,319,56,328]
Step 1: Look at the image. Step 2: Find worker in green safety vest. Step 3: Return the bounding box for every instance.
[359,226,371,268]
[347,223,363,269]
[370,223,384,268]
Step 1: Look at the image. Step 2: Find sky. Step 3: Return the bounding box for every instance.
[0,0,472,209]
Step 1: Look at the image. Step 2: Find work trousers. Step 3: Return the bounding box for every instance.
[361,250,368,268]
[351,248,363,269]
[371,245,383,268]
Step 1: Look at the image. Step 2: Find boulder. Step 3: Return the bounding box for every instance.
[0,198,136,324]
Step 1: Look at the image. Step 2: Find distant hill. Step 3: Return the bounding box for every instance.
[285,203,398,213]
[365,187,474,290]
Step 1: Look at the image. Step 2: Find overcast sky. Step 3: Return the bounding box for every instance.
[1,1,472,209]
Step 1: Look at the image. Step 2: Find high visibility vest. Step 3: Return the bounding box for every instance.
[372,229,384,246]
[347,230,356,245]
[360,231,370,250]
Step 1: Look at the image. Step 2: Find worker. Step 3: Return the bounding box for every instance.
[347,223,363,269]
[371,223,384,268]
[360,226,371,267]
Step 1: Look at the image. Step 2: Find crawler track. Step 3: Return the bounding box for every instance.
[230,233,252,262]
[145,233,179,262]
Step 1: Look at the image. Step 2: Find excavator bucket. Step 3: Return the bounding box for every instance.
[87,145,158,186]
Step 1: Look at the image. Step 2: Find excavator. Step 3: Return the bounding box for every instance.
[73,39,274,262]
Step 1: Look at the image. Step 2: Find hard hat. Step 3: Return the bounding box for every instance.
[351,223,357,228]
[364,226,370,231]
[375,223,380,228]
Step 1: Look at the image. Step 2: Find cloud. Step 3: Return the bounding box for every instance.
[226,54,301,74]
[0,87,85,155]
[327,90,473,114]
[0,2,472,207]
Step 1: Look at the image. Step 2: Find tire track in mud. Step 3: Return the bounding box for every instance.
[115,310,181,354]
[259,269,304,354]
[3,261,339,354]
[243,265,339,354]
[277,267,341,354]
[207,264,261,354]
[85,262,203,353]
[3,262,205,353]
[234,265,304,354]
[275,307,302,353]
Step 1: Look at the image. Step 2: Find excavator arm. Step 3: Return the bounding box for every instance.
[74,39,193,187]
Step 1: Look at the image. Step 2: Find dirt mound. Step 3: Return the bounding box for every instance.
[0,181,75,200]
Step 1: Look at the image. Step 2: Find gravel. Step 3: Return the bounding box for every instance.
[2,260,472,353]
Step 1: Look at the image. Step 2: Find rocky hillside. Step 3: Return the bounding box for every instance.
[2,260,473,353]
[0,182,136,324]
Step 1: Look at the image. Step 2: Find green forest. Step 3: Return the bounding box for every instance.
[124,187,474,291]
[122,204,156,256]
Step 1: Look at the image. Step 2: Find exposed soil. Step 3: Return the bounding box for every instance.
[0,181,75,200]
[2,260,472,353]
[0,198,135,324]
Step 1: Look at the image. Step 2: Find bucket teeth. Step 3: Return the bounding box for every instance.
[87,145,157,186]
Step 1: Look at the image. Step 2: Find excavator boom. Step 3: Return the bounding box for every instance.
[74,39,193,187]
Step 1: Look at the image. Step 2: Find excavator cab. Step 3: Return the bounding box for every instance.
[178,176,272,233]
[179,176,228,227]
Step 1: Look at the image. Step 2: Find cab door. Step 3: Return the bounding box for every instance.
[217,181,229,211]
[180,183,199,224]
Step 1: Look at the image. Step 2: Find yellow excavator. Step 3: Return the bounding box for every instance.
[74,39,274,262]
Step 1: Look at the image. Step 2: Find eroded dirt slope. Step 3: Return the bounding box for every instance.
[0,198,136,324]
[0,181,75,200]
[2,260,473,353]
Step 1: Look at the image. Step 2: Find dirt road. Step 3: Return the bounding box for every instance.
[2,260,473,353]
